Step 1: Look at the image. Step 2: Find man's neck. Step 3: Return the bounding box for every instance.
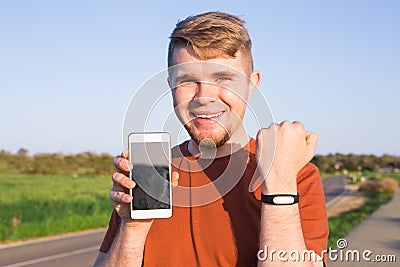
[188,131,250,159]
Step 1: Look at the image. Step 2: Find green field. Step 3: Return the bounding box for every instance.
[0,173,112,243]
[1,170,398,245]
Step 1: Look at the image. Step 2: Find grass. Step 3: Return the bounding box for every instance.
[0,170,397,246]
[0,173,113,243]
[362,171,400,183]
[327,191,393,248]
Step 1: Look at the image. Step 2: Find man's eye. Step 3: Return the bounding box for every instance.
[178,80,198,85]
[216,77,231,82]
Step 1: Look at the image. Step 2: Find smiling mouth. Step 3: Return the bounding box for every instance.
[193,111,224,119]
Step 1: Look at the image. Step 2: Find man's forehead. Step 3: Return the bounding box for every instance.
[169,46,248,77]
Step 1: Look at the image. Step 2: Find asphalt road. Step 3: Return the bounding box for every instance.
[328,188,400,266]
[322,175,347,204]
[0,229,105,267]
[0,176,346,267]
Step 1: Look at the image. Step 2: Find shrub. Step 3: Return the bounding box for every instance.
[359,177,399,193]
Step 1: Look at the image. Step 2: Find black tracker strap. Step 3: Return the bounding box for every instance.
[261,193,300,205]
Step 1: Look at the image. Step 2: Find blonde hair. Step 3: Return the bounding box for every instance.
[168,11,253,75]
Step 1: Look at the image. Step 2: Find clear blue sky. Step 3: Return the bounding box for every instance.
[1,0,399,155]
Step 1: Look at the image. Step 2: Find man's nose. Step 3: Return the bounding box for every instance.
[193,82,218,104]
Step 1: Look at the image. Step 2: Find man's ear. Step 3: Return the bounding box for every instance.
[248,70,261,97]
[167,77,172,89]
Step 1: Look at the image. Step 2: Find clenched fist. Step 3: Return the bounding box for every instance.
[256,121,318,195]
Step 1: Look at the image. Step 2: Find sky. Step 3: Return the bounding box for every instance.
[0,0,399,156]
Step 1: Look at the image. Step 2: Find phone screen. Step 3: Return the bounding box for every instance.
[130,141,171,210]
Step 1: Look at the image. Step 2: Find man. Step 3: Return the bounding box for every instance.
[94,11,328,266]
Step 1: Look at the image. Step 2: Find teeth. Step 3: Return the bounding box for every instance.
[196,112,223,119]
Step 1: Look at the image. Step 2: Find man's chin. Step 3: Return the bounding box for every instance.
[185,126,230,148]
[197,136,230,148]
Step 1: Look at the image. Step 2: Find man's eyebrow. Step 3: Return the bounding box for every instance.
[211,71,238,78]
[173,70,238,85]
[174,74,199,84]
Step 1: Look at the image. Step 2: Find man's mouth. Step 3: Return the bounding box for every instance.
[194,111,224,119]
[190,111,225,126]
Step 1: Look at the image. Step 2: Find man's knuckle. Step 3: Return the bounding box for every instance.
[267,122,277,129]
[119,159,129,170]
[113,156,120,166]
[113,172,128,186]
[117,159,124,169]
[112,172,119,182]
[281,120,290,126]
[109,190,117,201]
[110,189,124,202]
[256,129,264,138]
[293,121,304,128]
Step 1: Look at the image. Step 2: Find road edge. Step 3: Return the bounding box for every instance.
[0,228,107,250]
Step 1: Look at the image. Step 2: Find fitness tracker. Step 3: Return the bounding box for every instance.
[261,193,299,205]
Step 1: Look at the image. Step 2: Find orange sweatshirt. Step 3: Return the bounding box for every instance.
[100,139,328,266]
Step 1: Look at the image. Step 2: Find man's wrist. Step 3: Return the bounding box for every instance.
[262,169,297,194]
[121,219,153,229]
[262,178,297,195]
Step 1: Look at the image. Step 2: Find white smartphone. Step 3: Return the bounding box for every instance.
[128,132,172,219]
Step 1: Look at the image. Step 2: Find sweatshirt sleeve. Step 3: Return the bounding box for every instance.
[297,163,329,259]
[99,209,121,253]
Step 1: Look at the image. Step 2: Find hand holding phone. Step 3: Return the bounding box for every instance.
[109,150,136,223]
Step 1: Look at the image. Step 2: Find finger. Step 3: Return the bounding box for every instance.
[110,187,133,204]
[305,132,318,155]
[305,131,318,145]
[121,149,129,159]
[256,126,275,143]
[112,172,136,189]
[278,120,290,127]
[171,171,179,187]
[113,156,133,173]
[292,121,305,130]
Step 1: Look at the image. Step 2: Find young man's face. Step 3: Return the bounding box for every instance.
[168,46,260,148]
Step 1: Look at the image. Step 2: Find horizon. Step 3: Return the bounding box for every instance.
[2,146,400,158]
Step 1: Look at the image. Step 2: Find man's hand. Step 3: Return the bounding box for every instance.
[110,149,179,225]
[110,149,137,224]
[256,121,323,267]
[256,121,318,194]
